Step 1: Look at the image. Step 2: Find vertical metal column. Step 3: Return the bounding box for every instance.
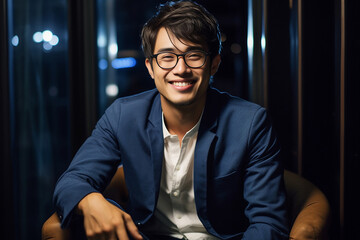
[340,0,345,238]
[262,0,268,108]
[247,0,267,107]
[0,0,15,237]
[67,0,98,155]
[297,0,303,175]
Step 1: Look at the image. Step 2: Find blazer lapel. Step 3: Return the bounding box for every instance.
[146,94,164,205]
[194,88,219,231]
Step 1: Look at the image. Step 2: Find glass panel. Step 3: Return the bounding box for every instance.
[7,0,70,239]
[96,0,157,115]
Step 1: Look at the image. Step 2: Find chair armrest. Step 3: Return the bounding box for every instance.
[41,212,70,240]
[284,170,330,240]
[103,166,129,206]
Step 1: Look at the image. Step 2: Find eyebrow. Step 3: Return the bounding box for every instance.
[155,46,206,54]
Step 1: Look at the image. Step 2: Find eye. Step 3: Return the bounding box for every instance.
[158,53,176,61]
[186,52,203,60]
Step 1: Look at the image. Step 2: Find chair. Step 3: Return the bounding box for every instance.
[284,170,330,239]
[42,168,330,240]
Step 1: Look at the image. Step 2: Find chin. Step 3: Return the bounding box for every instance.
[171,98,195,106]
[162,95,196,107]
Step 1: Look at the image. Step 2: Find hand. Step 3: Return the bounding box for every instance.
[77,192,143,240]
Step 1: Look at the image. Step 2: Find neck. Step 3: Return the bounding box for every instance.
[161,97,205,142]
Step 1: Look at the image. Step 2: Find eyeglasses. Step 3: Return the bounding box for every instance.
[150,50,210,69]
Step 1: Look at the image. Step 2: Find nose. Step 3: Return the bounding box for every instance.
[172,56,190,75]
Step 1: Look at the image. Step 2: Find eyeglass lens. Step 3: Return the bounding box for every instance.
[156,51,207,69]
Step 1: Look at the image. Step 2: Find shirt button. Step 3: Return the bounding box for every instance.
[173,190,180,197]
[175,165,180,171]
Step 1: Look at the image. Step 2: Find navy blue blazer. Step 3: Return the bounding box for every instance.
[54,88,289,239]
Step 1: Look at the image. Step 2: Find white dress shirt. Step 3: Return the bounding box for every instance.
[141,113,219,240]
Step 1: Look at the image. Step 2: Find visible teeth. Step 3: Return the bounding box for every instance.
[173,82,191,87]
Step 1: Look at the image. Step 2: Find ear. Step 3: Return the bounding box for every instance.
[210,54,221,76]
[145,58,154,79]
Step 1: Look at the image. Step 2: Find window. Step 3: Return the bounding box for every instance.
[7,0,70,238]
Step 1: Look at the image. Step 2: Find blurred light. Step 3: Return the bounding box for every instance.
[43,42,53,51]
[98,59,108,70]
[111,57,137,69]
[109,43,118,56]
[49,35,59,46]
[11,35,19,46]
[106,84,119,97]
[261,35,266,51]
[231,43,242,54]
[42,30,53,42]
[97,35,107,48]
[33,32,43,43]
[247,35,254,51]
[247,0,254,55]
[34,30,59,49]
[247,0,254,91]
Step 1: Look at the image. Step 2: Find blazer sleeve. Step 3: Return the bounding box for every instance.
[53,101,122,228]
[242,107,289,239]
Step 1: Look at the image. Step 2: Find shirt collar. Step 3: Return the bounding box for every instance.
[162,112,203,140]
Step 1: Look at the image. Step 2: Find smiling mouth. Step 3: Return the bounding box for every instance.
[170,81,195,87]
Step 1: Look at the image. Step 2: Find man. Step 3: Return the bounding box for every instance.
[54,1,289,239]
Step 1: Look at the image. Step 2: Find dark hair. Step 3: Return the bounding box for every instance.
[141,0,222,59]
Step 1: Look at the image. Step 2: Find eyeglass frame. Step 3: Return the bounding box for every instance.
[149,50,211,70]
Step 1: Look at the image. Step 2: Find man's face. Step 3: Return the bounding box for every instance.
[145,27,220,109]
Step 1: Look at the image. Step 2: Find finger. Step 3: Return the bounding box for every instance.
[101,224,117,240]
[84,217,106,240]
[86,227,106,240]
[122,214,143,240]
[83,219,98,240]
[115,225,129,240]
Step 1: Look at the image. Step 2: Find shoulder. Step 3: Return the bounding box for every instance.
[105,89,159,115]
[207,88,272,139]
[96,89,159,132]
[112,88,159,106]
[208,87,264,117]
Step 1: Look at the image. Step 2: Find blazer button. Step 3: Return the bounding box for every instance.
[172,190,180,197]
